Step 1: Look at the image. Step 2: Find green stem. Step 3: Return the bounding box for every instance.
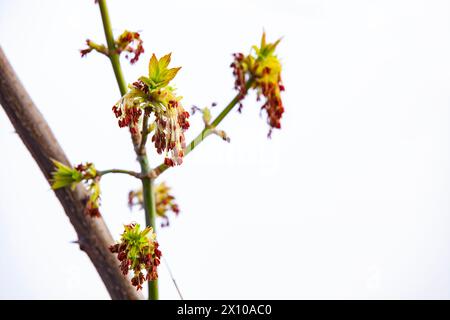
[98,0,158,300]
[98,169,141,179]
[139,113,149,155]
[152,78,254,178]
[98,0,127,95]
[139,155,159,300]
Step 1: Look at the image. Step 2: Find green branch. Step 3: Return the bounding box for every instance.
[152,78,254,178]
[97,0,158,300]
[98,0,127,96]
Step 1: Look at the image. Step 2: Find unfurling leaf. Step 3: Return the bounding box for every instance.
[50,160,83,190]
[50,161,102,217]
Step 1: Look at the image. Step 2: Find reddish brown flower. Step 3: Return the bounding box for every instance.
[115,31,144,64]
[109,223,161,290]
[128,182,181,227]
[231,33,285,136]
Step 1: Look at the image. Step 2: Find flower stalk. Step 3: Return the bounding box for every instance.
[98,0,158,299]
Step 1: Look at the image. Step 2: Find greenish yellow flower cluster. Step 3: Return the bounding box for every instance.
[81,30,144,64]
[112,53,190,166]
[50,160,101,217]
[109,223,161,290]
[231,33,285,137]
[128,182,180,227]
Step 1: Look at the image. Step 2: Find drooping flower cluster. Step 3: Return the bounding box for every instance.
[128,182,180,227]
[109,223,161,290]
[151,89,190,167]
[230,53,247,109]
[81,30,144,64]
[51,160,102,217]
[112,85,147,135]
[155,182,180,227]
[115,31,144,64]
[112,53,190,166]
[231,32,285,137]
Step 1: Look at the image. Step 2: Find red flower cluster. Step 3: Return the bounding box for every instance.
[74,163,95,179]
[152,99,190,167]
[80,31,144,65]
[115,31,144,64]
[230,33,285,137]
[258,67,285,137]
[128,182,180,227]
[112,81,150,135]
[72,163,102,217]
[85,198,101,218]
[132,80,149,94]
[109,223,161,291]
[112,104,142,135]
[155,182,180,227]
[230,53,247,112]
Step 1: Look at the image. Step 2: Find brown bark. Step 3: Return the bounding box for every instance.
[0,46,142,300]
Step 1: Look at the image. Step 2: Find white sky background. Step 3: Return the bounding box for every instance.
[0,0,450,299]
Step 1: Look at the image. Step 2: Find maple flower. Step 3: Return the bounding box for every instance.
[112,53,190,166]
[80,30,144,64]
[51,160,102,217]
[109,223,161,290]
[112,85,147,135]
[128,182,180,227]
[231,32,285,137]
[115,30,144,64]
[85,176,101,218]
[155,182,180,227]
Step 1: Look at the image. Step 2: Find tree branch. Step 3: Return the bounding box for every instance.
[0,46,142,300]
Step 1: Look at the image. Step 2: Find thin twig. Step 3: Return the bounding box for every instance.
[98,169,141,179]
[163,256,184,300]
[152,78,254,178]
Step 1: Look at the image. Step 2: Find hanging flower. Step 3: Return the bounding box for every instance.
[51,160,102,218]
[109,223,161,290]
[154,182,180,227]
[85,176,101,218]
[151,88,190,166]
[231,32,285,137]
[128,182,180,227]
[112,85,147,135]
[80,30,144,64]
[115,31,144,64]
[112,53,190,166]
